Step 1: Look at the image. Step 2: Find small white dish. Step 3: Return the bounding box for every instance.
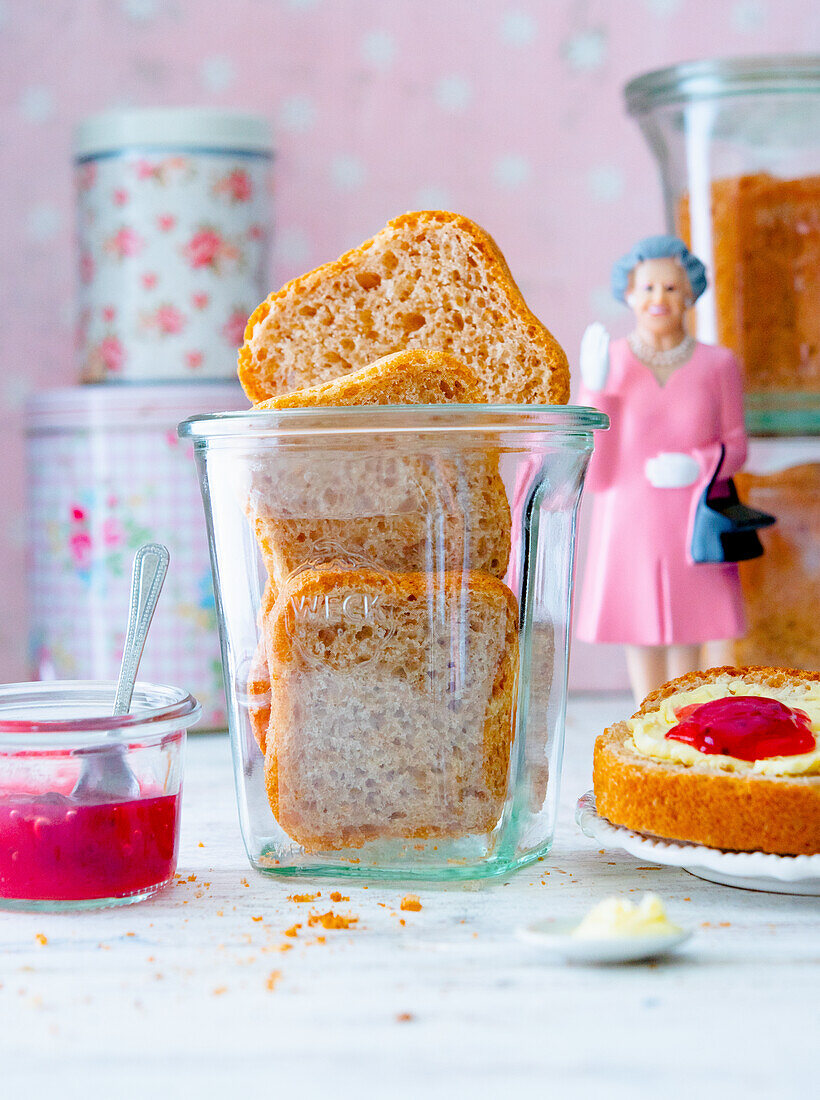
[517,918,691,964]
[576,791,820,896]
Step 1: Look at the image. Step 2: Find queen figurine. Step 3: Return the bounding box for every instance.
[576,235,748,702]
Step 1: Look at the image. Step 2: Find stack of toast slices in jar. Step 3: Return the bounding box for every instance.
[238,210,570,851]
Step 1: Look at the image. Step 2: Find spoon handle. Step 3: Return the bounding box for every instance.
[113,543,170,717]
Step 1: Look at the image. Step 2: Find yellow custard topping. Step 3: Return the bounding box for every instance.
[628,680,820,777]
[571,894,682,940]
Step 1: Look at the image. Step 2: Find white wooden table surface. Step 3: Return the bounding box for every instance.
[2,693,817,1099]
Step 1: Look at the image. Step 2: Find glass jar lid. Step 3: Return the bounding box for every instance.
[178,403,610,445]
[625,55,820,115]
[0,681,201,748]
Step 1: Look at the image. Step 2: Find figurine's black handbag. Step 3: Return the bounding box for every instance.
[690,445,776,564]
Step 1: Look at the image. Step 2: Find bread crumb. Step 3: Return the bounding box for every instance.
[274,943,293,953]
[396,1012,413,1022]
[35,934,47,946]
[307,910,359,930]
[213,987,227,996]
[400,895,422,912]
[288,892,320,903]
[198,842,204,847]
[251,915,263,922]
[241,878,250,887]
[329,892,349,902]
[315,935,326,944]
[266,970,282,991]
[284,923,302,937]
[399,919,406,926]
[187,874,196,882]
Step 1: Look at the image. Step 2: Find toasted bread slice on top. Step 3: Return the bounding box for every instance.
[238,210,569,406]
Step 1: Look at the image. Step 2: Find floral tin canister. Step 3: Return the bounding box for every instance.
[26,383,248,729]
[74,108,273,383]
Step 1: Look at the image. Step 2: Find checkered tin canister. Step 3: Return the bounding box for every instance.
[26,383,247,730]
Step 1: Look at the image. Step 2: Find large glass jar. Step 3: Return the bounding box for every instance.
[626,56,820,416]
[180,403,606,881]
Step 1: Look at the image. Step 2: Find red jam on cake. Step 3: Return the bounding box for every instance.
[666,695,815,762]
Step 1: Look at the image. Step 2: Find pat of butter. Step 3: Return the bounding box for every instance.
[571,894,682,939]
[628,680,820,777]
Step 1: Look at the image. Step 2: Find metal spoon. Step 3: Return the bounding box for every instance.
[71,543,170,802]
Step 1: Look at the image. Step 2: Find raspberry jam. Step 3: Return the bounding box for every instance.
[0,791,180,902]
[666,695,815,762]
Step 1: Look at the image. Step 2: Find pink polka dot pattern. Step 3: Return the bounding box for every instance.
[0,0,815,679]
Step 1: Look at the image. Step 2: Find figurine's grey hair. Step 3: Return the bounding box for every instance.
[612,235,707,304]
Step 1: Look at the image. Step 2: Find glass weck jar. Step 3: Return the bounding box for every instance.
[179,403,607,881]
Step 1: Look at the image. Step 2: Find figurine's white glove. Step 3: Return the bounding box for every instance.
[579,322,610,393]
[645,452,701,488]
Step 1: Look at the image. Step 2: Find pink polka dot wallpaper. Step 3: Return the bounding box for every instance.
[1,0,817,682]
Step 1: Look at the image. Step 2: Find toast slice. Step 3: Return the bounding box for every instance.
[238,210,569,405]
[262,568,520,851]
[253,347,482,409]
[245,349,512,585]
[593,666,820,855]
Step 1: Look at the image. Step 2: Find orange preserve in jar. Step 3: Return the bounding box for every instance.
[677,173,820,394]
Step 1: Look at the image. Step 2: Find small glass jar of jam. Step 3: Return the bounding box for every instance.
[0,681,200,911]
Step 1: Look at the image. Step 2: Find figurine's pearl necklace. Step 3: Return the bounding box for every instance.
[628,332,696,380]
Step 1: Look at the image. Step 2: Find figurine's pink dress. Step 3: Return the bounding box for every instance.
[576,338,747,646]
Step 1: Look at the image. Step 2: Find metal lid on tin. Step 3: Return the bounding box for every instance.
[74,108,273,159]
[25,382,248,433]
